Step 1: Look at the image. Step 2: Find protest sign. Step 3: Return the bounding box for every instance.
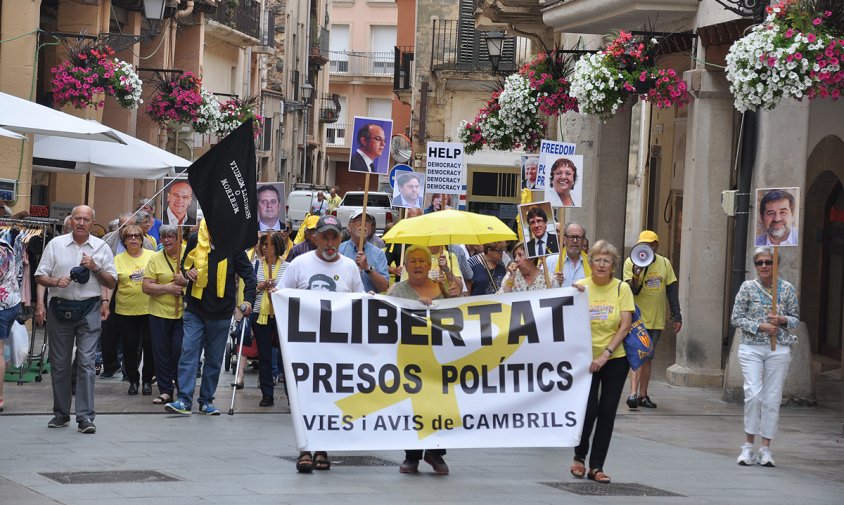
[425,142,465,195]
[273,288,593,451]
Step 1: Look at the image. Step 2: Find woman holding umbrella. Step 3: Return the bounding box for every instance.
[387,245,450,475]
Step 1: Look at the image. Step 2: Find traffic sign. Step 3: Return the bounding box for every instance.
[389,164,413,189]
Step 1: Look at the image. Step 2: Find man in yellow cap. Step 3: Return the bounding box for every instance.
[622,230,682,409]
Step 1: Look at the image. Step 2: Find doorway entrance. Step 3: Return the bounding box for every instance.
[819,181,844,359]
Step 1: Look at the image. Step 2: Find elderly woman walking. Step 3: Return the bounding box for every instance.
[142,225,187,404]
[730,246,799,467]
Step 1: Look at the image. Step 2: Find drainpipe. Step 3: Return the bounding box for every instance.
[728,111,758,340]
[175,0,195,20]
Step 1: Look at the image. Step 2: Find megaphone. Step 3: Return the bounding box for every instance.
[630,243,655,268]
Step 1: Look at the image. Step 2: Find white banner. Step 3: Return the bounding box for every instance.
[273,287,593,451]
[425,141,465,195]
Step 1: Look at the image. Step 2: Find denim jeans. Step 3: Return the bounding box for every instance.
[175,311,230,408]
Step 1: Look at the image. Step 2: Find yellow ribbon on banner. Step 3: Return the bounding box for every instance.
[184,220,227,299]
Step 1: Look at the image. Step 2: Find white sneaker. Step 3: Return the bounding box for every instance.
[757,446,775,467]
[737,443,755,466]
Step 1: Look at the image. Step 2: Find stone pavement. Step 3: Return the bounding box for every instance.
[1,361,843,505]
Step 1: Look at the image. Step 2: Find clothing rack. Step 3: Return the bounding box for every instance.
[0,216,60,384]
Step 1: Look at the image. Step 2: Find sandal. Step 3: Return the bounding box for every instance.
[313,451,331,471]
[152,393,171,405]
[569,460,586,479]
[296,452,314,473]
[587,468,611,484]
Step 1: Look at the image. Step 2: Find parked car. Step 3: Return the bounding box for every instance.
[286,187,328,233]
[333,191,398,235]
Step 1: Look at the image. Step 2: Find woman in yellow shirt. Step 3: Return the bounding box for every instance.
[113,225,156,396]
[142,225,188,404]
[570,240,633,484]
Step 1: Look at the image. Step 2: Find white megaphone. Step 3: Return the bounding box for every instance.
[630,243,655,268]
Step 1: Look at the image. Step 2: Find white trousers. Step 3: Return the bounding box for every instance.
[738,344,792,440]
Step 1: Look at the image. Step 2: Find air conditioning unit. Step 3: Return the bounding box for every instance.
[0,178,17,201]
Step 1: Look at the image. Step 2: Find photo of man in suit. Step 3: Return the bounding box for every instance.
[392,172,425,208]
[522,204,558,258]
[164,179,197,227]
[349,117,392,174]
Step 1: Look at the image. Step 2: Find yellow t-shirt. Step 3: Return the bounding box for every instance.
[623,255,677,330]
[144,248,185,319]
[115,249,155,316]
[146,234,158,250]
[578,277,633,359]
[327,194,342,212]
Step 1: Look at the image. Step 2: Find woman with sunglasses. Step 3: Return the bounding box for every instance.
[465,241,508,296]
[730,246,799,468]
[112,225,156,396]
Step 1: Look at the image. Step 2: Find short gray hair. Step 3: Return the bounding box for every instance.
[139,197,155,210]
[752,246,774,261]
[158,224,179,238]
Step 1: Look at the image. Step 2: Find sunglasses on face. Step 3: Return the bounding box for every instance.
[754,260,774,266]
[124,233,143,240]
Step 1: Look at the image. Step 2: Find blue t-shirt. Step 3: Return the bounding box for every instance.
[467,254,506,296]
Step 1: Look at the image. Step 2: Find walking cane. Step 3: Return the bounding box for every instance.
[228,305,249,416]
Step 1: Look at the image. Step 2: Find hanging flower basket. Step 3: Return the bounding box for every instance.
[726,0,844,112]
[216,96,264,138]
[570,32,689,120]
[458,74,546,154]
[145,72,220,133]
[50,39,142,110]
[518,49,580,116]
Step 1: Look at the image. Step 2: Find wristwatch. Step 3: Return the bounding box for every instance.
[367,266,374,273]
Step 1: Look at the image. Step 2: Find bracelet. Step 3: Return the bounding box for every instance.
[604,347,613,355]
[92,267,102,275]
[101,299,110,303]
[505,281,514,287]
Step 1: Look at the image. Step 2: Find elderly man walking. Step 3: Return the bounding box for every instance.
[35,205,116,434]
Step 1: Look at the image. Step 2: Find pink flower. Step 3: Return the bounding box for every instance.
[813,18,822,26]
[807,34,817,43]
[785,28,794,38]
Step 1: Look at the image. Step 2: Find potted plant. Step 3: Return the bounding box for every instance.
[726,0,844,112]
[570,31,689,120]
[145,71,220,133]
[50,38,143,111]
[216,95,263,138]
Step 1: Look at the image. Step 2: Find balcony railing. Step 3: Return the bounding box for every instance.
[318,94,342,124]
[211,0,261,40]
[431,19,523,73]
[393,46,414,90]
[326,122,350,148]
[329,51,394,77]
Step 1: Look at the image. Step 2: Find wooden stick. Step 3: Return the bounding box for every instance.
[557,207,566,274]
[540,256,551,288]
[770,246,779,351]
[358,173,370,251]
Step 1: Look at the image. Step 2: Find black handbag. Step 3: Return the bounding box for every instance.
[49,297,100,322]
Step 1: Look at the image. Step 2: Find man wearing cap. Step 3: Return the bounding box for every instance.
[287,215,320,262]
[279,215,365,472]
[340,211,389,293]
[139,198,162,243]
[622,230,682,410]
[392,173,424,208]
[35,205,117,434]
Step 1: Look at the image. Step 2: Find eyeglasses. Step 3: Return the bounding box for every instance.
[592,258,613,265]
[754,260,774,266]
[124,233,143,240]
[494,248,506,254]
[365,136,386,143]
[564,234,584,241]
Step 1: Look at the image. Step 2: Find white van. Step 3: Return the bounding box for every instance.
[286,189,319,233]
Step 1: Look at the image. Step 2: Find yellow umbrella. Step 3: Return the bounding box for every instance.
[382,209,517,246]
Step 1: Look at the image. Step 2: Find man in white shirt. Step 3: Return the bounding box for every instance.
[35,205,117,434]
[279,214,364,473]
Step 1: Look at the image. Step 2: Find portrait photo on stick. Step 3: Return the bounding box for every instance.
[755,187,800,247]
[519,201,559,258]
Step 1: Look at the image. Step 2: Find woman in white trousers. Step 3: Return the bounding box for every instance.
[730,246,799,467]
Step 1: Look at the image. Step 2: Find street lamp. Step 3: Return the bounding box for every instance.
[301,81,314,103]
[143,0,167,20]
[485,31,505,73]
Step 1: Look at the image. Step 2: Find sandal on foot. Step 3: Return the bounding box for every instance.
[152,393,171,405]
[313,451,331,471]
[570,460,586,479]
[587,468,611,484]
[296,452,313,473]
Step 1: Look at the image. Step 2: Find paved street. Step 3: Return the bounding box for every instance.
[2,357,843,505]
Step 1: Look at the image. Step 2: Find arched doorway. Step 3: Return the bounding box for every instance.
[803,135,844,360]
[819,182,844,358]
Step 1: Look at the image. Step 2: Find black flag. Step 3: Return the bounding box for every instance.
[187,119,258,258]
